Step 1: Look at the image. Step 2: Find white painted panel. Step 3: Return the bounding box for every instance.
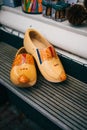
[0,9,87,59]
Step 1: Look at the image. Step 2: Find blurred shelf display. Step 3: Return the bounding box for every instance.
[0,5,87,60]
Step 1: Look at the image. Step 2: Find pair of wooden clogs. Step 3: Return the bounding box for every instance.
[10,29,67,87]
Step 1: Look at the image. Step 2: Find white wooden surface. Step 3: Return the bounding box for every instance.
[0,6,87,61]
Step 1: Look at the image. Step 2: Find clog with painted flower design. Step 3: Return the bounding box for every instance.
[24,29,67,83]
[10,47,37,87]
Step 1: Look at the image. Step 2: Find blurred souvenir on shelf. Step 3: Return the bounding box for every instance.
[22,0,42,14]
[42,0,70,21]
[66,4,87,25]
[42,0,52,18]
[52,1,70,21]
[3,0,21,7]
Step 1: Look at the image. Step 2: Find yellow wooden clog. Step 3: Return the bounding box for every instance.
[10,47,37,87]
[24,29,67,83]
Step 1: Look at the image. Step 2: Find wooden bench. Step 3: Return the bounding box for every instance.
[0,41,87,130]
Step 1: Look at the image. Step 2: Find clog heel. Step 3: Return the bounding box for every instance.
[10,47,37,87]
[24,29,67,83]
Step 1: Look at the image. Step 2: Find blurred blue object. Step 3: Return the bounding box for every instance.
[3,0,21,7]
[0,0,3,6]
